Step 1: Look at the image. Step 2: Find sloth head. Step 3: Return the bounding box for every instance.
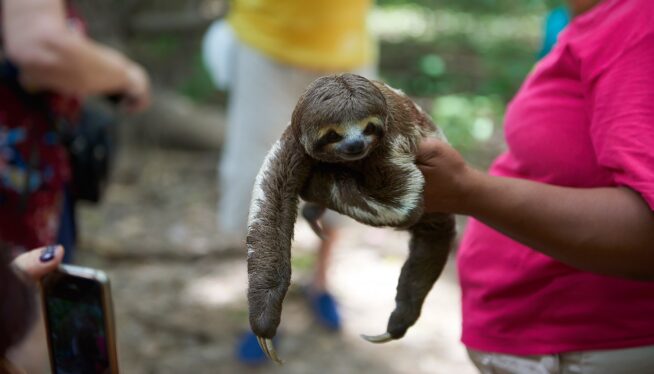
[292,74,388,163]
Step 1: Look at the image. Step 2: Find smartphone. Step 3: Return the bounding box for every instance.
[40,264,119,374]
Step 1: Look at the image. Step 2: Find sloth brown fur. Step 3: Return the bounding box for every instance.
[246,73,455,354]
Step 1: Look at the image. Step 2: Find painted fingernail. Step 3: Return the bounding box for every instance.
[39,245,57,262]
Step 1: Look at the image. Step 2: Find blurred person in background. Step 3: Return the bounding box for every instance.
[416,0,654,372]
[0,0,150,261]
[537,4,570,59]
[202,0,377,365]
[1,1,149,371]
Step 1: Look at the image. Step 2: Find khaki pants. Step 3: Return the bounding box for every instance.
[468,345,654,374]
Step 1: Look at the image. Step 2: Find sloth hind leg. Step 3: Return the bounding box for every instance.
[365,213,455,342]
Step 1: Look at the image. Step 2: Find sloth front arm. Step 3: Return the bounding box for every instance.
[301,153,425,228]
[246,129,312,339]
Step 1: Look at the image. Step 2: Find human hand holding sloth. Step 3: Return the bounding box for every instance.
[246,74,456,363]
[416,137,479,214]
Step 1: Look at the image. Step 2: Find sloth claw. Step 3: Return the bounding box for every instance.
[256,336,283,365]
[360,332,393,344]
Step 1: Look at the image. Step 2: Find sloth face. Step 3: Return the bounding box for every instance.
[292,73,389,162]
[311,115,384,162]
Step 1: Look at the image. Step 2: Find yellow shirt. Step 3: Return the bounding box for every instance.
[228,0,375,72]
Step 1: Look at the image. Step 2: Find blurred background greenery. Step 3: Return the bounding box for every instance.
[371,0,565,156]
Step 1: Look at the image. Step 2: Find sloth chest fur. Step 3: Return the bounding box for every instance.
[304,138,425,227]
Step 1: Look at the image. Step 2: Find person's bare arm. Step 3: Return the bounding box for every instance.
[416,138,654,280]
[2,0,149,110]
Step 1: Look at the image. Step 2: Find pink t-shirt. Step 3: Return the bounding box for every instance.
[458,0,654,355]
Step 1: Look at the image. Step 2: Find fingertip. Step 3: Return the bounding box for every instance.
[36,246,64,280]
[42,244,65,261]
[16,245,65,281]
[39,245,54,263]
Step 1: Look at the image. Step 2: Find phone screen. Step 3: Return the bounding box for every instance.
[43,273,111,374]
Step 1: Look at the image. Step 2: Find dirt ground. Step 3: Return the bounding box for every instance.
[31,144,480,374]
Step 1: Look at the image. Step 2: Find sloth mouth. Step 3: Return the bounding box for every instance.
[339,149,368,160]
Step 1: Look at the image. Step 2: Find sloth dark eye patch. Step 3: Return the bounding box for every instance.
[323,130,343,144]
[363,122,377,135]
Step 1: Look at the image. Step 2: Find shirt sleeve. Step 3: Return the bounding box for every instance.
[587,32,654,210]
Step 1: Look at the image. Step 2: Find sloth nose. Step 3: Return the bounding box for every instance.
[343,139,365,154]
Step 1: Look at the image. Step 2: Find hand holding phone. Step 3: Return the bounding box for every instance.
[40,264,119,374]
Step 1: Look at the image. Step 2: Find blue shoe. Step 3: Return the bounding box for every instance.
[307,290,342,331]
[235,331,268,366]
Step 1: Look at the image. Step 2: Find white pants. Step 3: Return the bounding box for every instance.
[468,345,654,374]
[209,32,375,236]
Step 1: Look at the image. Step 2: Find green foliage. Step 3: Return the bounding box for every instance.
[380,36,536,101]
[178,53,218,103]
[420,54,446,77]
[291,252,316,272]
[476,40,538,100]
[140,34,183,59]
[371,1,561,159]
[431,94,504,151]
[375,2,543,100]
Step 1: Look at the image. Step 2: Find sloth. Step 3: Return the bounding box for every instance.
[246,73,455,363]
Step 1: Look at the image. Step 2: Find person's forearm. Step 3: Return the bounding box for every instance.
[462,170,654,280]
[17,35,138,96]
[3,0,137,96]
